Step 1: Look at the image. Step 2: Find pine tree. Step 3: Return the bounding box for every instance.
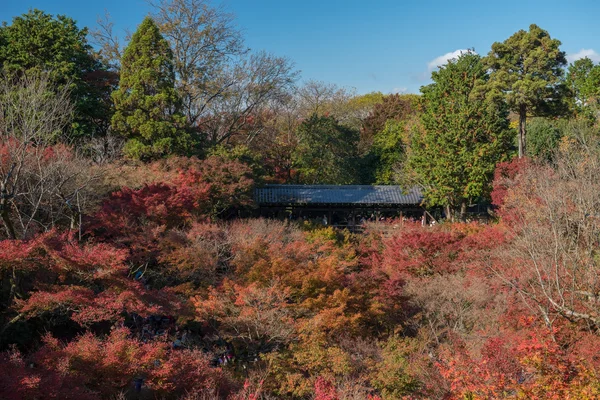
[484,24,567,158]
[111,17,191,160]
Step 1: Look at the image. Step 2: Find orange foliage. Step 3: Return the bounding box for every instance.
[4,153,600,399]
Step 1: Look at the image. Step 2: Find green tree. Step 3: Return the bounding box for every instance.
[371,336,422,398]
[408,52,513,220]
[292,114,359,184]
[208,144,266,183]
[111,17,190,160]
[566,57,600,119]
[361,93,419,149]
[148,0,246,130]
[348,91,385,112]
[370,119,407,184]
[526,118,564,161]
[0,9,112,137]
[484,24,567,157]
[357,94,420,184]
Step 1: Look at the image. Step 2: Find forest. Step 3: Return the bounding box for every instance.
[2,0,600,398]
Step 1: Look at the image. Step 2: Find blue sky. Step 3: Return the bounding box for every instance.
[2,0,599,94]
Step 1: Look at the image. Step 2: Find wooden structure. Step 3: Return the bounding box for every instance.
[254,185,423,228]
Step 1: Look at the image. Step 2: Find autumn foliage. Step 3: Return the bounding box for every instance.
[5,5,600,399]
[3,144,600,399]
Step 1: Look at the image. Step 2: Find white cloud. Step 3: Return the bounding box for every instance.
[392,87,408,94]
[566,49,600,64]
[427,49,474,71]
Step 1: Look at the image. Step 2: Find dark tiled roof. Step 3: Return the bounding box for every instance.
[254,185,423,205]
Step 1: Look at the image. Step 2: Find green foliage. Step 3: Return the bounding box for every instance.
[348,91,385,113]
[566,57,600,119]
[371,119,406,184]
[293,114,360,184]
[361,93,419,145]
[560,118,600,146]
[526,118,564,160]
[303,225,350,246]
[409,52,513,216]
[484,24,568,156]
[208,144,266,182]
[0,9,111,137]
[359,94,420,184]
[111,17,191,160]
[525,118,597,162]
[0,9,91,83]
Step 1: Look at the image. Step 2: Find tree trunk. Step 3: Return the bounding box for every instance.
[0,164,17,240]
[460,200,467,222]
[445,205,452,222]
[0,196,16,240]
[1,209,16,240]
[9,266,22,301]
[518,104,527,158]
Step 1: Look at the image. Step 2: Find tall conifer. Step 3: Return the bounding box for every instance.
[484,24,567,158]
[111,17,191,160]
[409,52,513,220]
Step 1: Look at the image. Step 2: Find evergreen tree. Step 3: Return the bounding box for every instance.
[484,24,567,158]
[370,119,407,184]
[0,9,112,138]
[408,52,513,220]
[566,57,600,119]
[526,118,564,161]
[111,17,191,160]
[293,114,359,184]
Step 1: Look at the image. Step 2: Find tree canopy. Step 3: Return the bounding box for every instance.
[409,51,513,219]
[566,57,600,119]
[111,17,191,160]
[0,9,113,138]
[292,114,360,184]
[484,24,568,157]
[361,93,419,149]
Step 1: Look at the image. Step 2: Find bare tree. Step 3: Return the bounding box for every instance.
[0,72,99,240]
[148,0,299,146]
[296,80,354,117]
[496,122,600,331]
[85,131,125,164]
[198,51,297,145]
[93,0,298,148]
[148,0,247,127]
[90,11,129,71]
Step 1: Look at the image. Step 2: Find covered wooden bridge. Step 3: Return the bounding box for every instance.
[254,185,424,228]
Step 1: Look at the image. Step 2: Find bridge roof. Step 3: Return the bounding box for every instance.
[254,185,423,206]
